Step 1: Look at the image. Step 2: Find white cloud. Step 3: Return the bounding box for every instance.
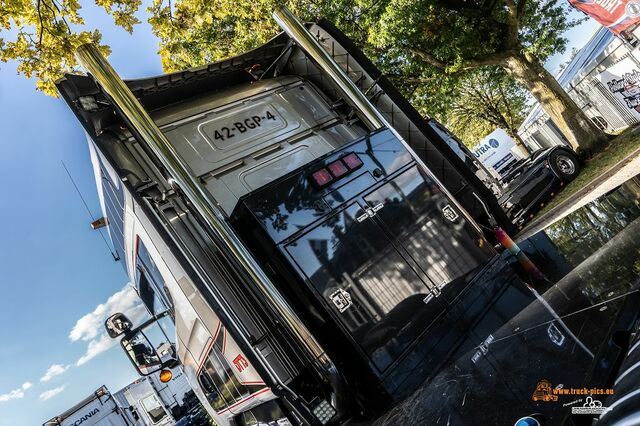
[39,386,65,401]
[69,284,147,366]
[76,334,118,366]
[69,284,141,342]
[0,382,32,403]
[40,364,70,382]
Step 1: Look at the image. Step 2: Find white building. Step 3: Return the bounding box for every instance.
[518,26,640,150]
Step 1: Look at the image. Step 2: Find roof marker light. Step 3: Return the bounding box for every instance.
[328,160,348,178]
[342,153,363,170]
[310,168,333,187]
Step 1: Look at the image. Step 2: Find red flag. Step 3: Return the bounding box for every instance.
[569,0,640,34]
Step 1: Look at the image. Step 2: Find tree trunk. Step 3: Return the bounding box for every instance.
[504,52,609,156]
[505,127,531,154]
[491,114,531,154]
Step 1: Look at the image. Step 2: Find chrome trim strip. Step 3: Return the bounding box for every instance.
[600,387,640,418]
[614,359,640,386]
[628,337,640,356]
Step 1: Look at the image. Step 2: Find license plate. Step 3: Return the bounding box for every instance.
[201,106,286,149]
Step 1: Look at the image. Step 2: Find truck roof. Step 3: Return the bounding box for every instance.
[42,386,109,426]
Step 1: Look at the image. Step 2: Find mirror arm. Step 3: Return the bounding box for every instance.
[162,358,181,369]
[137,310,169,331]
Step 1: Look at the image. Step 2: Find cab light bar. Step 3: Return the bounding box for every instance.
[311,169,333,187]
[327,160,348,178]
[309,153,363,188]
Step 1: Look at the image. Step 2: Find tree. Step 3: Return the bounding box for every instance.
[145,0,607,155]
[385,65,529,149]
[0,0,140,96]
[0,0,360,92]
[557,47,579,74]
[1,0,611,157]
[146,0,366,72]
[368,0,608,155]
[446,68,530,149]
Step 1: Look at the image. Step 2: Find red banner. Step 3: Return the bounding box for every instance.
[569,0,640,34]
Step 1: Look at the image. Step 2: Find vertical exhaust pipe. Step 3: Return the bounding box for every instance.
[74,44,328,395]
[272,6,483,235]
[272,7,384,131]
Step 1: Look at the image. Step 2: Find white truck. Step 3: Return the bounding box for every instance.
[43,386,130,426]
[57,6,516,426]
[113,366,193,425]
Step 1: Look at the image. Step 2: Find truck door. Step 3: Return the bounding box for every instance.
[361,165,491,304]
[285,200,447,373]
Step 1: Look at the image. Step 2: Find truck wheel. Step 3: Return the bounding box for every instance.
[550,150,580,181]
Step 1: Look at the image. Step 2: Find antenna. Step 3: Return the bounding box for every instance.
[61,161,120,261]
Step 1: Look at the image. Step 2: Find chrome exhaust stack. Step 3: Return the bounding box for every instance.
[74,44,328,398]
[272,6,384,131]
[272,6,483,234]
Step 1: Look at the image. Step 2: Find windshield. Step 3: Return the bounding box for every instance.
[427,121,477,170]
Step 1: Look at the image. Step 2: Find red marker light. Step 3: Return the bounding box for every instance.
[342,153,363,170]
[328,160,348,178]
[311,169,333,187]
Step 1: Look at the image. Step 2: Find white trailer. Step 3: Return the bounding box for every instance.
[471,128,521,177]
[43,386,130,426]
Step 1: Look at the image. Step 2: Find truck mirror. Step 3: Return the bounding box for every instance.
[121,329,163,376]
[105,313,133,338]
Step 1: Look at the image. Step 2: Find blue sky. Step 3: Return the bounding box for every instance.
[0,4,600,425]
[0,3,161,425]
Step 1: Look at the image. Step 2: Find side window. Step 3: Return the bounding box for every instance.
[140,394,167,424]
[197,330,259,412]
[136,239,173,317]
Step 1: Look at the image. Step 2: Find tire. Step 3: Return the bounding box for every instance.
[549,150,580,181]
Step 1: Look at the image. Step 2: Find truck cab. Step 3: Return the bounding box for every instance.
[57,7,516,426]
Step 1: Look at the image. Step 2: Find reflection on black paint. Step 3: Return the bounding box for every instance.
[371,175,640,425]
[287,166,493,371]
[545,181,640,266]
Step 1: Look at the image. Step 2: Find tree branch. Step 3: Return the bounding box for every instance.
[386,74,438,85]
[410,48,514,72]
[432,0,480,12]
[36,0,44,47]
[503,0,520,48]
[516,0,529,20]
